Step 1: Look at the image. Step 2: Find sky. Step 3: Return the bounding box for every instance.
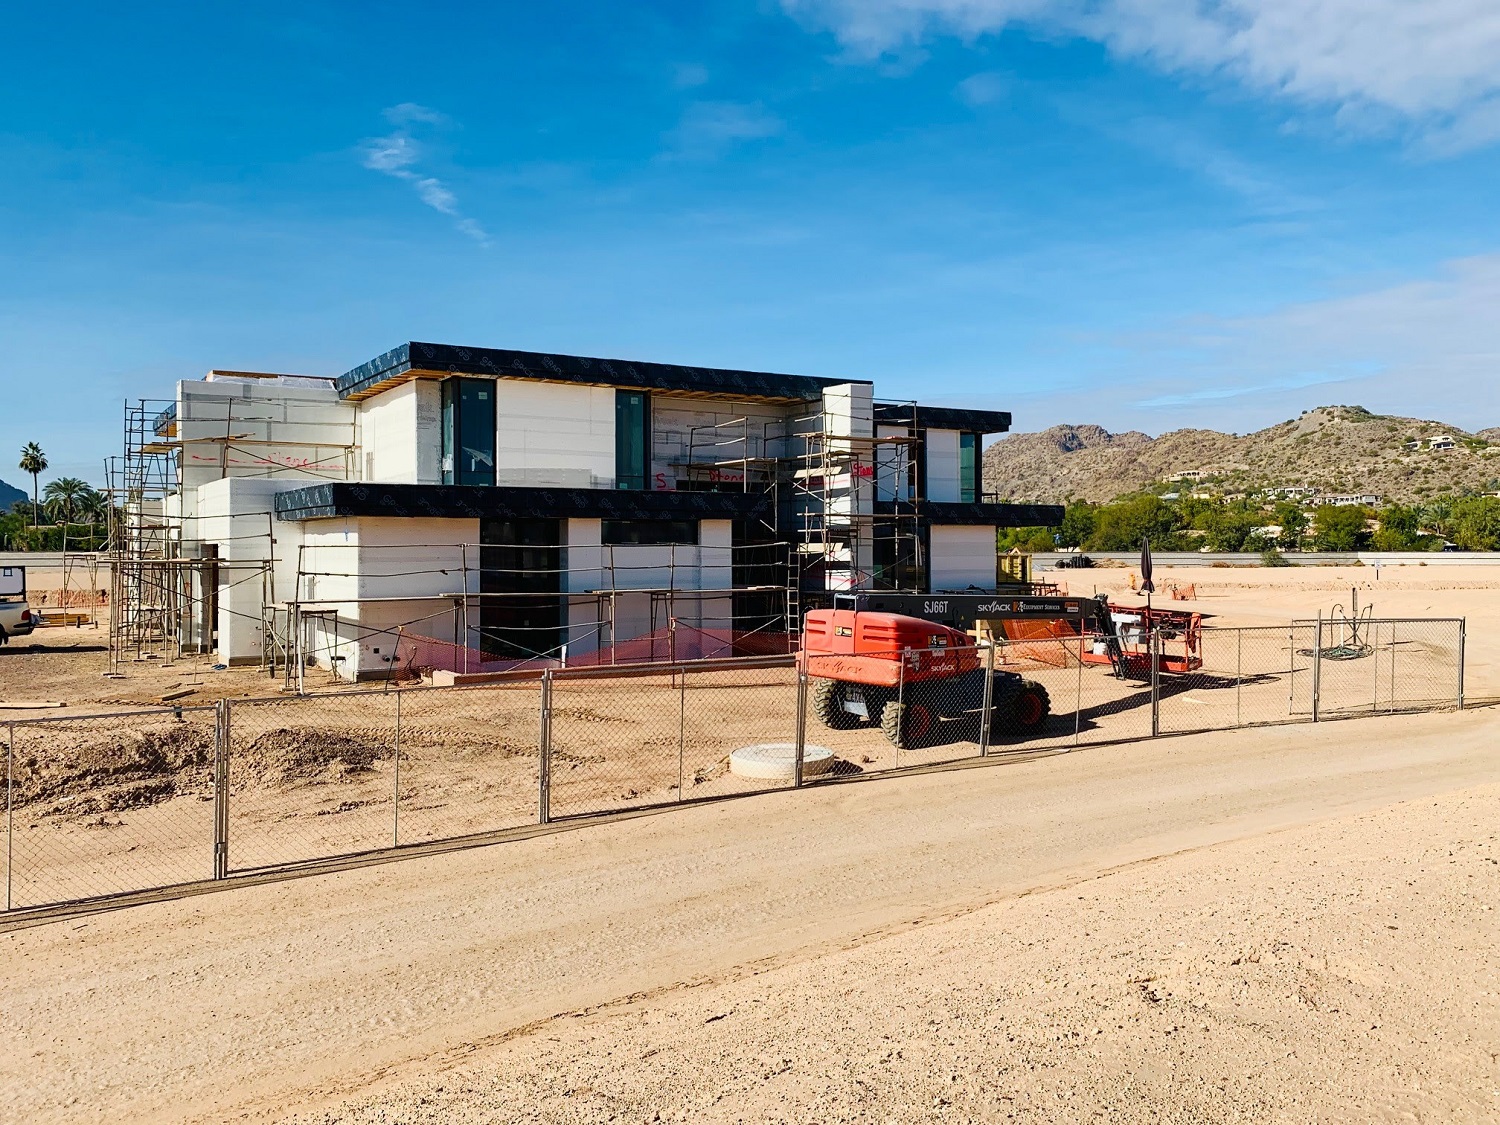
[3,0,1500,485]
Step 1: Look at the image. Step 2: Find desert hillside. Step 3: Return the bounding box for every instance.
[985,405,1500,504]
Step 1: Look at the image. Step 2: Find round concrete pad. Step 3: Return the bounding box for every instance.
[729,742,836,781]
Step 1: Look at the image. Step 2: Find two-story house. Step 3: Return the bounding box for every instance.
[120,342,1060,678]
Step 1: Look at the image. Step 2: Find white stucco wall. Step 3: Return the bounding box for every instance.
[297,516,479,679]
[177,377,355,501]
[494,379,615,488]
[928,524,997,590]
[193,477,309,663]
[924,429,962,503]
[358,380,442,484]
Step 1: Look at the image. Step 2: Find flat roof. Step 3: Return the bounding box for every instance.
[874,402,1012,435]
[334,342,871,404]
[274,482,774,522]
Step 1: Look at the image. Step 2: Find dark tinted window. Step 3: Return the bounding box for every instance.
[615,390,648,490]
[601,519,698,545]
[441,378,497,486]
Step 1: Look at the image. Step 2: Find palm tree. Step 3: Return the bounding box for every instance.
[18,443,46,526]
[75,488,111,549]
[43,477,92,527]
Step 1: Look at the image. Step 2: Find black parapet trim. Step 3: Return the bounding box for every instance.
[274,482,775,523]
[334,341,869,403]
[874,403,1012,434]
[876,500,1064,527]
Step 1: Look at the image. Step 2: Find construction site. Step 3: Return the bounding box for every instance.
[97,345,1058,687]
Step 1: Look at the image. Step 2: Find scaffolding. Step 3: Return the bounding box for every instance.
[681,402,926,629]
[266,537,798,687]
[105,391,356,672]
[108,379,952,679]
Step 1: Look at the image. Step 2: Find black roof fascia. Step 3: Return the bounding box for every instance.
[334,341,868,403]
[874,403,1012,434]
[875,500,1063,528]
[275,482,774,523]
[152,403,178,435]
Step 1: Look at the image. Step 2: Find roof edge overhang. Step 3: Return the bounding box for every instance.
[334,342,871,405]
[275,482,775,523]
[874,403,1012,435]
[876,500,1063,527]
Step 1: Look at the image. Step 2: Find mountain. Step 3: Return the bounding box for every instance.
[983,406,1500,505]
[0,478,26,512]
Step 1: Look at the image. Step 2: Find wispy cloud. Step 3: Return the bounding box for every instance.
[1015,253,1500,431]
[782,0,1500,151]
[360,104,488,244]
[955,71,1008,107]
[667,101,784,158]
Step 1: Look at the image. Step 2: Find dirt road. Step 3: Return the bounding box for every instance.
[5,705,1499,1123]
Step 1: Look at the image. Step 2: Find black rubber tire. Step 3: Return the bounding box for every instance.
[811,678,863,729]
[881,698,936,750]
[996,680,1051,736]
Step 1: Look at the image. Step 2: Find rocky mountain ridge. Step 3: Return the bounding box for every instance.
[983,406,1500,505]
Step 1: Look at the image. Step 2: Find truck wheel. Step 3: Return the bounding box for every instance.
[997,680,1051,735]
[811,678,862,729]
[881,699,935,750]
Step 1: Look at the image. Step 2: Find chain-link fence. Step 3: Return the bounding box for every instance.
[1,618,1468,916]
[4,707,219,910]
[545,658,798,819]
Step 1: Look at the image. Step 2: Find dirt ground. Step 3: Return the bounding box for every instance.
[2,564,1498,1121]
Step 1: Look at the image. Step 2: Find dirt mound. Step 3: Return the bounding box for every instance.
[238,728,394,785]
[11,721,212,813]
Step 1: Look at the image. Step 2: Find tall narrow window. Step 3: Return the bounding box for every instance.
[615,390,648,490]
[441,378,497,486]
[958,432,978,503]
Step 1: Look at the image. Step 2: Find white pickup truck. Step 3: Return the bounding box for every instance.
[0,564,37,644]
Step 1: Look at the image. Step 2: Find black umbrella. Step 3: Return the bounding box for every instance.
[1140,537,1155,628]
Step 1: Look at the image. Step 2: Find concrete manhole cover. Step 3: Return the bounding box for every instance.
[728,742,836,781]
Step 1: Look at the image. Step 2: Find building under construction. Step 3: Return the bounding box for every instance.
[108,343,1060,680]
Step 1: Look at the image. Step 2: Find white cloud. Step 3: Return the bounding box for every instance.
[360,105,488,244]
[783,0,1500,149]
[956,70,1008,106]
[384,102,450,127]
[1013,253,1500,432]
[668,101,784,157]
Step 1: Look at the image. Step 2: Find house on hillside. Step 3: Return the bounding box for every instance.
[113,343,1059,679]
[1324,493,1381,507]
[1267,485,1319,501]
[1428,434,1457,451]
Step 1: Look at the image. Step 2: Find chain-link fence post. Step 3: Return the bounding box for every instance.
[1312,613,1323,723]
[1458,618,1467,710]
[677,666,687,802]
[1236,627,1243,729]
[213,699,230,880]
[538,670,552,825]
[5,721,13,911]
[794,669,808,788]
[392,689,402,847]
[1150,628,1161,738]
[978,643,995,757]
[1074,632,1084,748]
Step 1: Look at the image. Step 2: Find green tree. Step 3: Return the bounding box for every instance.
[1088,495,1183,551]
[17,442,47,526]
[42,477,93,526]
[1372,503,1423,551]
[1448,497,1500,550]
[1202,501,1264,552]
[1312,504,1373,551]
[1271,503,1308,549]
[1056,502,1096,550]
[996,526,1057,552]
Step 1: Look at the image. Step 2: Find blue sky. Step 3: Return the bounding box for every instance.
[4,0,1500,484]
